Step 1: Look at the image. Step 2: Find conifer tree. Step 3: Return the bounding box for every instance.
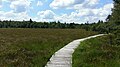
[110,0,120,22]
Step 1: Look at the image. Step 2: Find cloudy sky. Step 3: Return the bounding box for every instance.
[0,0,113,23]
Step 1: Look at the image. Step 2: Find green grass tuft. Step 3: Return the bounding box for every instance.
[73,35,120,67]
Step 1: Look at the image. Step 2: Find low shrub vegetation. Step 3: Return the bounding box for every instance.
[0,28,96,67]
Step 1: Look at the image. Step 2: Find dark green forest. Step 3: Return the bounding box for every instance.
[0,19,81,28]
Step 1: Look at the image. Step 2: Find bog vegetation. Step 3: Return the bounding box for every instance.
[0,29,97,67]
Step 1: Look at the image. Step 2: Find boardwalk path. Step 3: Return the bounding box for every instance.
[45,34,104,67]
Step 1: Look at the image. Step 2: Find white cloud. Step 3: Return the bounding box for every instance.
[54,14,83,23]
[37,1,43,6]
[50,0,99,9]
[0,0,33,20]
[2,0,34,2]
[33,10,56,22]
[50,0,84,9]
[34,3,113,23]
[37,10,55,19]
[2,0,16,2]
[86,0,99,6]
[92,3,113,17]
[10,0,31,13]
[0,6,2,8]
[0,0,2,8]
[54,3,113,23]
[0,11,30,21]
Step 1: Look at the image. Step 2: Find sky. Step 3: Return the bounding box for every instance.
[0,0,113,24]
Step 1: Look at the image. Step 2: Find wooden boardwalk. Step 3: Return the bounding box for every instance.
[45,34,104,67]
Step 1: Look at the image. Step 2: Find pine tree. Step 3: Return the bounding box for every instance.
[30,18,33,23]
[108,0,120,45]
[110,0,120,22]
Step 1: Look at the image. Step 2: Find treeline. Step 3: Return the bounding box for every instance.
[80,20,120,34]
[0,19,114,34]
[0,19,119,34]
[0,19,81,29]
[0,19,119,33]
